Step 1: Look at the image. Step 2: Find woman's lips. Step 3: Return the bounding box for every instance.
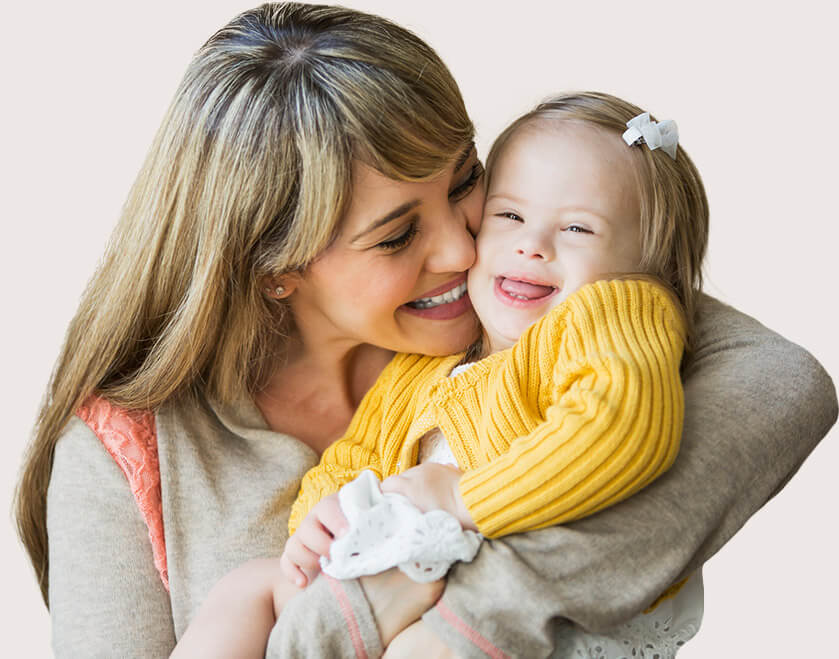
[413,275,467,300]
[401,275,472,320]
[400,291,473,320]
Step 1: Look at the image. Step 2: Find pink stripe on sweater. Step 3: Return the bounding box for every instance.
[435,599,509,659]
[324,575,368,659]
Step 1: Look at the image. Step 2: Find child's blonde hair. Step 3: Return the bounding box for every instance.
[16,2,474,605]
[486,91,709,344]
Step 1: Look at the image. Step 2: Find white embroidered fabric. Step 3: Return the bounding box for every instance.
[553,571,704,658]
[416,427,459,466]
[320,470,482,582]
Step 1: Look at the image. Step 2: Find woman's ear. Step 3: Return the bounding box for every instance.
[262,273,299,300]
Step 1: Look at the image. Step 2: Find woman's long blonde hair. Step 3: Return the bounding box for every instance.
[485,92,709,344]
[16,2,474,605]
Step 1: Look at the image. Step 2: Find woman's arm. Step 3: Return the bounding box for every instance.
[47,418,177,657]
[420,294,838,658]
[265,293,837,659]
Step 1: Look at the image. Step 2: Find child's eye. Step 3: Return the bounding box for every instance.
[565,224,592,234]
[376,222,418,251]
[498,211,524,222]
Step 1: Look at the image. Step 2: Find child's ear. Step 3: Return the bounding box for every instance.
[262,273,300,300]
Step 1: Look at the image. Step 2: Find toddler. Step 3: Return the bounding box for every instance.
[173,91,709,658]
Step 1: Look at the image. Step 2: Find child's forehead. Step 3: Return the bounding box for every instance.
[485,119,639,220]
[490,120,631,186]
[507,118,622,156]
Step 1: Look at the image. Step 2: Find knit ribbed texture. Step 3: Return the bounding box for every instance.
[289,279,685,538]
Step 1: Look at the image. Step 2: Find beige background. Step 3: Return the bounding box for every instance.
[2,1,836,656]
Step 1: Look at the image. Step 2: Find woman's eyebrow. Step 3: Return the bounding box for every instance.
[351,199,421,242]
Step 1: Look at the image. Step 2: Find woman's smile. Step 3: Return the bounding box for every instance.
[402,276,471,319]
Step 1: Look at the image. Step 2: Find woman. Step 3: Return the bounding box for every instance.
[14,3,836,657]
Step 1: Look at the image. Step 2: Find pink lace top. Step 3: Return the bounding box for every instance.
[77,395,169,590]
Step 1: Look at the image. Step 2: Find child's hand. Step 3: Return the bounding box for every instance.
[381,463,478,532]
[280,493,347,587]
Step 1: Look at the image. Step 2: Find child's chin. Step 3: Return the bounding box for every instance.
[489,327,522,352]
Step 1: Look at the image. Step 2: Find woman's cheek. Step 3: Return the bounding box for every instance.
[374,261,421,308]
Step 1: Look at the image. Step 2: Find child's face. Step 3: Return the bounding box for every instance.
[468,121,643,352]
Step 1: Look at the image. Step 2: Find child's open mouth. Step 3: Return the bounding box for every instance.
[495,276,557,306]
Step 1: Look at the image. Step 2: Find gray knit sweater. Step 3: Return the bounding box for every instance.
[46,294,837,658]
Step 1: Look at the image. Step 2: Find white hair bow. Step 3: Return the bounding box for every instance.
[622,112,679,160]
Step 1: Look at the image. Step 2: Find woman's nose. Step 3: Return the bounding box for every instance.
[425,210,477,274]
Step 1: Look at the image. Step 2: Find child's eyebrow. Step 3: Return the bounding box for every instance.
[557,206,609,223]
[486,194,609,223]
[485,192,526,205]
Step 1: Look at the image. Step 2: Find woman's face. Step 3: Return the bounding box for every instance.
[287,147,484,356]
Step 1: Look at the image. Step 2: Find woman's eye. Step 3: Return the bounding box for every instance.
[449,162,485,201]
[376,222,418,251]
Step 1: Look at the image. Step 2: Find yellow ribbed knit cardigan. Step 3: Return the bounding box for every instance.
[289,279,686,538]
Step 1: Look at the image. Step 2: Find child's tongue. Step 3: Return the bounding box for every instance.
[500,277,554,299]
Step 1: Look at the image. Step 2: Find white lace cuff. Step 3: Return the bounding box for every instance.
[321,470,482,582]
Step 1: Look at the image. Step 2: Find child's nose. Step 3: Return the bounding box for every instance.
[516,246,545,259]
[515,234,554,261]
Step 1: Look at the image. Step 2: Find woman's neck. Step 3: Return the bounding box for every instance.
[253,332,394,455]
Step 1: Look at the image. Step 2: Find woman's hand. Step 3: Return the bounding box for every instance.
[381,463,478,532]
[280,493,347,587]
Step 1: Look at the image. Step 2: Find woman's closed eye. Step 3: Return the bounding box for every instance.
[376,221,419,251]
[449,162,484,201]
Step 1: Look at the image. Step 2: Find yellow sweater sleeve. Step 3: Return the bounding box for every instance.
[458,280,686,538]
[287,371,388,535]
